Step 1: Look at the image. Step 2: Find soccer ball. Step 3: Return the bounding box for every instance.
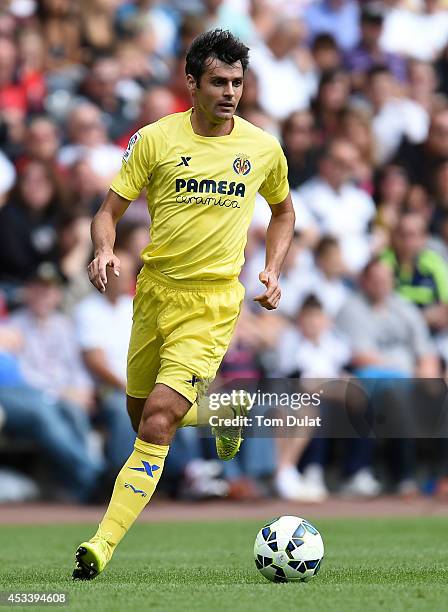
[254,515,324,582]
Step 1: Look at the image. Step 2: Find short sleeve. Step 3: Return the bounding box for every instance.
[275,328,301,376]
[258,141,290,205]
[74,301,103,350]
[110,124,162,201]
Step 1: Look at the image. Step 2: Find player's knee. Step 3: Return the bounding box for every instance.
[138,408,177,444]
[139,395,182,437]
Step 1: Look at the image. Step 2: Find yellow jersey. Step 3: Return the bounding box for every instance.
[110,108,289,280]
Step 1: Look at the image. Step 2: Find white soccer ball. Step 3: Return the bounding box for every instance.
[254,515,324,582]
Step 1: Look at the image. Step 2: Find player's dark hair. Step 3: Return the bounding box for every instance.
[185,29,249,85]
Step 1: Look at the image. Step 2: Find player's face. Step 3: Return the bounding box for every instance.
[188,58,244,123]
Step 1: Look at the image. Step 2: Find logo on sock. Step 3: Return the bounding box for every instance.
[124,482,147,497]
[129,460,160,478]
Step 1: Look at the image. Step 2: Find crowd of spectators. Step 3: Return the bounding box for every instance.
[1,0,448,503]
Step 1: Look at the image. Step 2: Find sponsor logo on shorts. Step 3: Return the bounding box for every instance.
[186,374,203,387]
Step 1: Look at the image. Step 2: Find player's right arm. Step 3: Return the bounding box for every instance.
[88,124,161,292]
[88,190,131,292]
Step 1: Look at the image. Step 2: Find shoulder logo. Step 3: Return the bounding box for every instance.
[123,131,141,163]
[233,155,251,176]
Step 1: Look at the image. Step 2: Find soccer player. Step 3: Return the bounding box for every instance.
[73,29,295,580]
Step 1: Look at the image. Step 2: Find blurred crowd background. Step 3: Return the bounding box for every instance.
[1,0,448,505]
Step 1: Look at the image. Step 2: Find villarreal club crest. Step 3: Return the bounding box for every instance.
[233,155,252,176]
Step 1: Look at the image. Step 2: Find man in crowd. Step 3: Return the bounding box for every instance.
[382,212,448,334]
[298,139,375,273]
[336,258,439,495]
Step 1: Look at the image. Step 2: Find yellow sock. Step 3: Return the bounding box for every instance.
[178,402,198,427]
[93,437,169,546]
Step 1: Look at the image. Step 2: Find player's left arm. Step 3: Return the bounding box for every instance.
[253,192,295,310]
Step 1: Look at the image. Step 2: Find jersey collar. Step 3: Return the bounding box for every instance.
[183,108,239,142]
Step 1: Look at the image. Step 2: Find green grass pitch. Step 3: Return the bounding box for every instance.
[0,517,447,611]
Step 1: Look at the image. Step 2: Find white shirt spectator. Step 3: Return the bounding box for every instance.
[380,6,448,62]
[372,98,429,164]
[278,266,350,319]
[141,3,179,58]
[0,150,16,200]
[242,245,313,304]
[58,143,123,179]
[275,326,351,377]
[250,190,317,234]
[245,192,315,301]
[249,44,317,120]
[298,177,375,272]
[74,293,133,382]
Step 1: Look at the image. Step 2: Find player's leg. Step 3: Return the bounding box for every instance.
[73,271,165,580]
[73,272,244,579]
[127,392,194,433]
[125,268,246,439]
[178,400,199,428]
[73,383,191,580]
[156,279,249,459]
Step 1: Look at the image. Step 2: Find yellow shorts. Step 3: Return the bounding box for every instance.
[126,266,245,403]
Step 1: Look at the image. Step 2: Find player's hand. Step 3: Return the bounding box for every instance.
[253,270,281,310]
[87,250,120,293]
